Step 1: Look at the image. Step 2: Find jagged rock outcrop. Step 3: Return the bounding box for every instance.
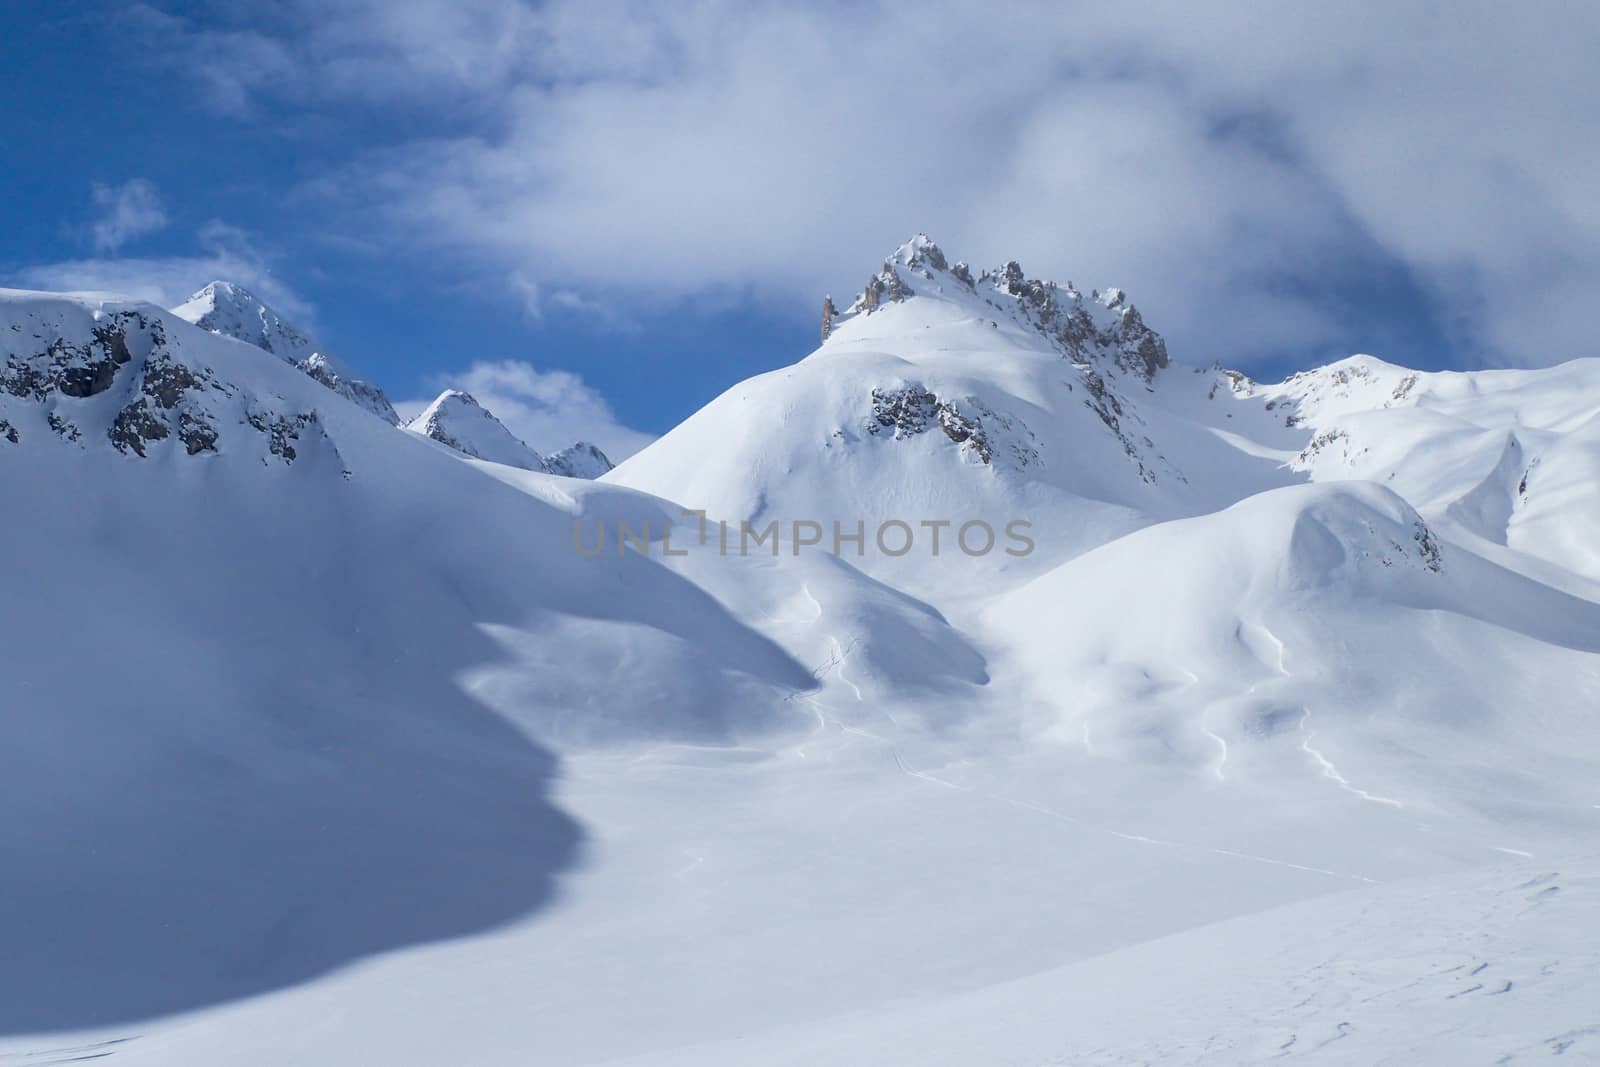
[1,298,345,469]
[173,282,402,425]
[825,236,1174,480]
[848,262,915,314]
[820,295,838,343]
[867,383,1038,468]
[836,235,1170,381]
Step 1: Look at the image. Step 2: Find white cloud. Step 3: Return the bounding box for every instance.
[143,0,1600,368]
[88,179,168,253]
[13,219,313,323]
[507,271,543,320]
[399,360,655,462]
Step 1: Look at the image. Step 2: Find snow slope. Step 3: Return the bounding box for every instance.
[597,858,1600,1066]
[4,237,1600,1066]
[0,288,985,1033]
[1233,354,1600,583]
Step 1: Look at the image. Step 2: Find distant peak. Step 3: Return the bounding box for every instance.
[431,389,482,409]
[408,389,545,471]
[545,440,615,479]
[184,280,260,309]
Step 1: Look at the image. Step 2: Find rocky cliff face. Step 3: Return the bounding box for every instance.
[173,282,402,425]
[1,293,345,470]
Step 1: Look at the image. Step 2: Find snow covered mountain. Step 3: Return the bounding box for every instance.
[407,387,615,478]
[611,235,1600,599]
[544,439,615,479]
[406,388,548,470]
[4,237,1600,1066]
[1,294,348,468]
[173,281,402,425]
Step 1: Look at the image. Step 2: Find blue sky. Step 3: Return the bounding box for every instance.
[4,1,1596,457]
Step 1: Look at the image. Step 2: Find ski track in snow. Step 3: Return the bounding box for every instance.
[1185,668,1229,783]
[1298,708,1405,809]
[1252,621,1405,811]
[0,1037,139,1064]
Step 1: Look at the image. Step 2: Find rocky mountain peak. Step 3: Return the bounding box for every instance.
[174,282,311,362]
[835,236,1170,381]
[544,441,615,479]
[407,390,545,472]
[1,293,347,469]
[406,390,615,479]
[173,282,401,425]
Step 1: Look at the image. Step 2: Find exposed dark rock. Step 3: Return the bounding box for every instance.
[820,295,838,343]
[903,237,947,273]
[1107,303,1169,379]
[47,413,80,442]
[1299,428,1352,465]
[869,384,941,438]
[178,412,219,455]
[866,384,1037,468]
[248,410,321,463]
[852,263,914,314]
[109,400,170,457]
[143,358,205,408]
[2,312,158,403]
[1413,521,1444,572]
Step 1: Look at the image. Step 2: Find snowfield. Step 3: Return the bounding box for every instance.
[2,237,1598,1065]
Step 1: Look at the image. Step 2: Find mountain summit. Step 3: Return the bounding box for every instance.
[406,389,547,471]
[406,389,614,478]
[173,282,402,425]
[828,234,1168,379]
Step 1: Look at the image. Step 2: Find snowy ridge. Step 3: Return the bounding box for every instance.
[1,290,346,470]
[173,281,402,425]
[1232,354,1600,581]
[407,389,615,479]
[839,233,1169,379]
[406,389,547,471]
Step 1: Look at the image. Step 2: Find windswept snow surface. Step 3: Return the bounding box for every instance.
[4,238,1600,1065]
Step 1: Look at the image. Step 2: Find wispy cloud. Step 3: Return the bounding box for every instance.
[14,214,312,322]
[398,359,655,461]
[87,179,167,253]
